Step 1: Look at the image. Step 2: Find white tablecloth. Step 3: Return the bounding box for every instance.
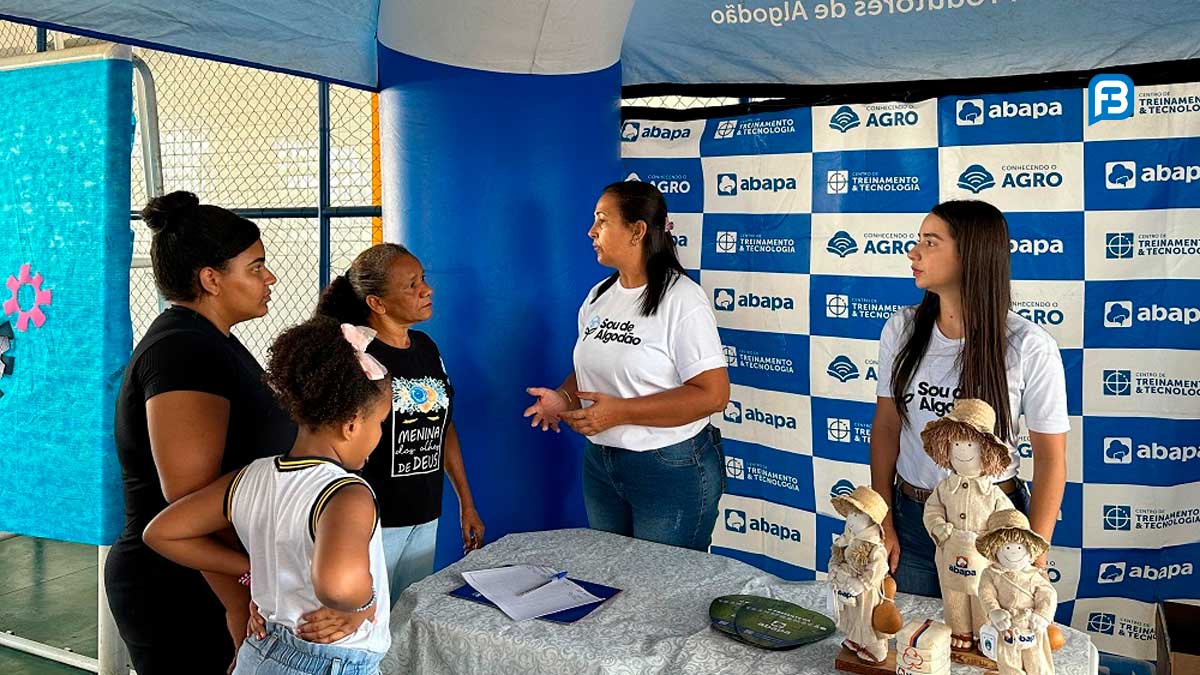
[383,529,1097,675]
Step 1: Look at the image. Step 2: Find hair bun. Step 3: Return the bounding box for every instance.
[141,190,200,233]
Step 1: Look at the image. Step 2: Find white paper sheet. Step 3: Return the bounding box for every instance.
[461,564,603,621]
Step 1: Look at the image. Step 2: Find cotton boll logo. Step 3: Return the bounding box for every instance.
[723,401,743,423]
[725,509,747,533]
[1102,437,1133,465]
[1105,162,1137,189]
[1098,562,1126,584]
[1104,301,1133,328]
[957,164,995,194]
[713,288,736,311]
[620,121,640,142]
[956,99,984,126]
[717,173,738,196]
[829,106,861,133]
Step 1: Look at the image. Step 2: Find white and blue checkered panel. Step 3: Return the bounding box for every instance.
[621,81,1200,661]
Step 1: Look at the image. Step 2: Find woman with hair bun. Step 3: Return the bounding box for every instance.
[107,191,298,673]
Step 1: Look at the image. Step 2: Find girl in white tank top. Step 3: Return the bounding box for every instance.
[144,317,395,674]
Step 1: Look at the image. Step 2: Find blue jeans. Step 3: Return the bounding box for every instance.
[233,622,384,675]
[892,480,1031,597]
[382,518,438,607]
[583,424,725,552]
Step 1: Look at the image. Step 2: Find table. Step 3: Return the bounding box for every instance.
[383,529,1097,675]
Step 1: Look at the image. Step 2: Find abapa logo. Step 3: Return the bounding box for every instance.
[624,122,691,142]
[1106,161,1137,189]
[725,508,747,533]
[713,287,795,312]
[716,172,797,195]
[1010,238,1064,256]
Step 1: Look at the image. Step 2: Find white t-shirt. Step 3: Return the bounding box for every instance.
[876,308,1070,490]
[573,273,726,451]
[227,455,391,654]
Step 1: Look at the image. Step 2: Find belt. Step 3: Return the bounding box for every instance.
[896,475,1021,503]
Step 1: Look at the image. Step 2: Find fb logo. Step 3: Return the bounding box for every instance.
[620,121,640,142]
[1088,74,1135,125]
[713,288,735,311]
[825,293,849,318]
[1103,504,1132,531]
[826,417,851,443]
[1087,612,1116,635]
[956,99,985,126]
[1105,232,1134,259]
[716,173,738,196]
[725,456,745,480]
[714,119,738,139]
[715,231,738,254]
[1098,562,1126,584]
[723,345,739,367]
[725,509,747,533]
[1103,301,1133,328]
[1102,369,1132,396]
[723,401,743,423]
[1105,161,1137,189]
[1103,437,1133,465]
[827,170,849,195]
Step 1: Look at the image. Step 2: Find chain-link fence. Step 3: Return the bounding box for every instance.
[621,95,742,109]
[4,25,383,362]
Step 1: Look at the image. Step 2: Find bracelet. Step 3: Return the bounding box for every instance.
[237,571,252,587]
[354,589,377,613]
[556,387,574,408]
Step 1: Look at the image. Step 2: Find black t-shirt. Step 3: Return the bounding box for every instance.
[362,330,454,527]
[109,306,297,569]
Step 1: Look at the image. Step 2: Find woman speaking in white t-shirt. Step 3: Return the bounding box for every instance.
[524,181,730,551]
[869,200,1069,597]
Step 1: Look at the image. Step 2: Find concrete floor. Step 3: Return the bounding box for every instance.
[0,536,96,674]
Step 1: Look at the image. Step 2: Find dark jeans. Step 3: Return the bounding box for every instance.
[583,424,725,552]
[892,479,1031,598]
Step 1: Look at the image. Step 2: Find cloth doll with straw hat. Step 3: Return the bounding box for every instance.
[919,398,1015,653]
[829,485,901,664]
[975,509,1057,675]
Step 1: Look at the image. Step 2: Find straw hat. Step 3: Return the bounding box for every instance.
[975,509,1049,560]
[831,485,888,527]
[922,398,1008,450]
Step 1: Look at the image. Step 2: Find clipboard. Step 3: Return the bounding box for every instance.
[449,577,621,624]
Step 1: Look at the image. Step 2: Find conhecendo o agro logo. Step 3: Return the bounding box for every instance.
[829,105,861,133]
[957,164,996,194]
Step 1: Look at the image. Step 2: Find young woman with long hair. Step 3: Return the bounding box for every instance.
[869,200,1069,602]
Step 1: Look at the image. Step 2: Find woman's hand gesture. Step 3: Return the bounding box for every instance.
[523,387,569,432]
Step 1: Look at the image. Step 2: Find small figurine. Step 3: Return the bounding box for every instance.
[829,486,898,664]
[975,509,1057,675]
[920,398,1015,652]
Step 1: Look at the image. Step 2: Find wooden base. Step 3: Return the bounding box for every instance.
[950,646,999,670]
[834,646,896,675]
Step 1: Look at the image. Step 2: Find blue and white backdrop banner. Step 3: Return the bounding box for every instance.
[622,81,1200,661]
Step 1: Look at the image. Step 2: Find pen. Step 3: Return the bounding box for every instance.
[515,570,568,597]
